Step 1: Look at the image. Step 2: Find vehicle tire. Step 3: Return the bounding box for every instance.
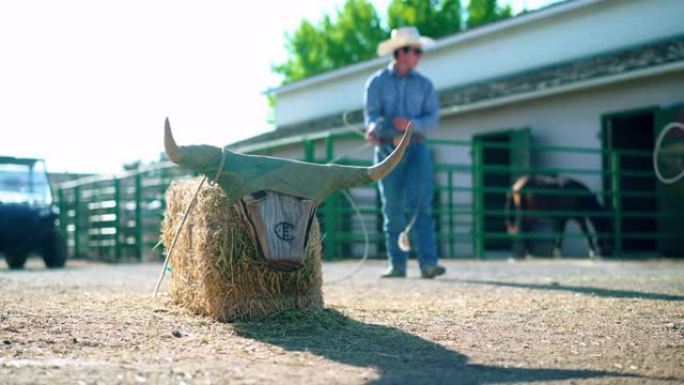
[43,229,67,268]
[5,252,29,269]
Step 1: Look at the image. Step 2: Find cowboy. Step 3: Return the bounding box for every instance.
[364,26,445,279]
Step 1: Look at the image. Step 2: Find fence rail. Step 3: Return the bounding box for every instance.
[55,133,684,261]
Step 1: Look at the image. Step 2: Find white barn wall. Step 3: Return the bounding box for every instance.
[262,71,684,257]
[275,70,378,127]
[432,71,684,255]
[434,72,684,185]
[263,0,684,257]
[422,0,684,90]
[266,144,307,160]
[274,0,684,127]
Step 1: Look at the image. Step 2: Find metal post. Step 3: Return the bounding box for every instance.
[447,170,455,258]
[135,173,143,260]
[323,135,336,260]
[325,135,334,163]
[74,186,80,259]
[610,152,623,257]
[324,194,339,261]
[57,188,67,257]
[114,178,122,259]
[304,139,315,162]
[472,141,485,259]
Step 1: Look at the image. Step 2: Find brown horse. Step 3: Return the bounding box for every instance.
[505,175,614,258]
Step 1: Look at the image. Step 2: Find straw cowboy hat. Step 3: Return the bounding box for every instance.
[377,26,434,57]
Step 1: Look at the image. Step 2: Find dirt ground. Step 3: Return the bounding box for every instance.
[0,257,683,385]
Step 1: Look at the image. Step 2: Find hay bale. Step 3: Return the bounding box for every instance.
[161,177,323,322]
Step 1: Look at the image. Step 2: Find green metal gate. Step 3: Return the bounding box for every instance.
[655,103,684,257]
[55,129,683,261]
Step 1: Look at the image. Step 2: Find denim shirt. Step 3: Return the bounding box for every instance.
[363,62,440,139]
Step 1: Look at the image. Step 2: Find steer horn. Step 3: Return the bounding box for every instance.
[163,118,411,203]
[164,117,182,163]
[368,122,412,181]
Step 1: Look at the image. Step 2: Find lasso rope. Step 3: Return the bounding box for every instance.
[653,122,684,185]
[152,149,227,296]
[322,113,374,284]
[324,118,422,282]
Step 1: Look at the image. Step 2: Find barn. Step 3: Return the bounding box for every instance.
[231,0,684,259]
[53,0,684,262]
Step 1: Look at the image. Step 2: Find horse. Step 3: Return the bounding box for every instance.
[504,175,614,258]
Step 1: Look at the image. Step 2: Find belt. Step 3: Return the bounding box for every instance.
[377,135,425,146]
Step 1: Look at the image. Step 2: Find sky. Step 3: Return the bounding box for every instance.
[0,0,560,175]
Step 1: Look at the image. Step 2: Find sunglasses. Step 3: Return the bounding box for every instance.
[400,46,423,56]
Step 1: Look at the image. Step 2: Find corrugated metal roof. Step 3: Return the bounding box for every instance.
[266,0,597,96]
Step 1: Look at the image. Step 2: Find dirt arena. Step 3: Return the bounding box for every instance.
[1,257,682,385]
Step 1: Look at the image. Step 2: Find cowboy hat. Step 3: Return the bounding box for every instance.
[377,26,433,57]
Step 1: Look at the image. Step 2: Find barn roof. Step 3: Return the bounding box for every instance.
[231,35,684,152]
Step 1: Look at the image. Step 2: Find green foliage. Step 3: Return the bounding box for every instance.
[466,0,512,28]
[272,0,385,84]
[387,0,462,39]
[326,1,387,66]
[271,19,329,83]
[266,94,277,124]
[272,0,513,84]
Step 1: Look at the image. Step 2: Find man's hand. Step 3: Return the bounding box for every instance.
[365,129,379,145]
[393,117,412,132]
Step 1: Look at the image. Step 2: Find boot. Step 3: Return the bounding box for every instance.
[420,264,446,279]
[380,267,406,278]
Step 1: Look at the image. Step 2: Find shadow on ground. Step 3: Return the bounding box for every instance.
[234,308,636,385]
[452,279,684,301]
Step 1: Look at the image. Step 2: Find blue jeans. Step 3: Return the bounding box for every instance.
[375,141,438,271]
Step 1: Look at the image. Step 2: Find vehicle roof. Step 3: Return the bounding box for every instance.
[0,156,43,166]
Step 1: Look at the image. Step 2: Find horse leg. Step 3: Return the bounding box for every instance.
[520,218,533,258]
[508,199,527,259]
[514,215,529,259]
[552,218,567,258]
[577,217,598,259]
[511,227,528,259]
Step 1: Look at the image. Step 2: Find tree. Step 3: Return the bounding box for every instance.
[386,0,462,39]
[325,0,387,67]
[272,0,385,84]
[272,19,329,84]
[272,0,513,85]
[466,0,512,29]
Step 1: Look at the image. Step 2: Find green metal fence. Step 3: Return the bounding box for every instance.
[57,164,190,261]
[55,132,684,261]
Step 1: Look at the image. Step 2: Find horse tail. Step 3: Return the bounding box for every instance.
[505,190,518,234]
[591,194,612,231]
[580,185,613,235]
